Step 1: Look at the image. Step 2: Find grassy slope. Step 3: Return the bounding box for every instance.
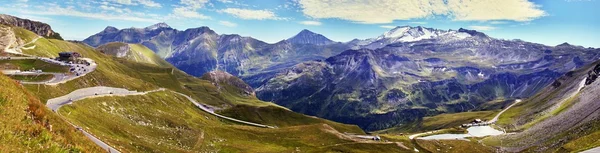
[483,61,600,152]
[0,75,103,152]
[59,91,407,152]
[128,43,172,67]
[7,74,54,82]
[11,26,38,43]
[0,59,70,72]
[415,139,495,153]
[218,105,365,134]
[97,42,172,67]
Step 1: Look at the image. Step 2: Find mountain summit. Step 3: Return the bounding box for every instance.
[350,26,476,49]
[286,29,335,45]
[145,22,171,30]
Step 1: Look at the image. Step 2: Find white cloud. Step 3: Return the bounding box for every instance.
[489,21,508,24]
[217,0,233,3]
[468,26,496,31]
[15,15,53,23]
[112,0,132,5]
[99,5,132,13]
[409,22,427,25]
[220,8,282,20]
[379,25,396,29]
[180,0,209,9]
[170,0,210,19]
[13,4,159,22]
[299,20,321,26]
[137,0,161,8]
[173,7,210,19]
[110,0,161,8]
[219,21,237,27]
[296,0,546,24]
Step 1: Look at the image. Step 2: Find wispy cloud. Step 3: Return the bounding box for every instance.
[409,22,427,25]
[220,8,283,20]
[219,20,237,27]
[299,20,321,26]
[379,25,396,29]
[110,0,162,8]
[489,21,508,24]
[296,0,546,24]
[172,7,210,19]
[170,0,210,19]
[469,26,496,31]
[8,4,159,22]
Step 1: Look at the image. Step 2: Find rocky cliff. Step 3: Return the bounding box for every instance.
[0,14,62,40]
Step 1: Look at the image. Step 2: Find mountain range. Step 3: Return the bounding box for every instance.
[83,23,599,131]
[84,23,349,87]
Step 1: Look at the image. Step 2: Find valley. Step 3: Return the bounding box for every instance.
[0,19,411,152]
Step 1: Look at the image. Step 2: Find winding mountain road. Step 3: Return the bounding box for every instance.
[172,92,276,128]
[5,41,273,152]
[47,86,275,152]
[488,99,522,123]
[0,56,97,85]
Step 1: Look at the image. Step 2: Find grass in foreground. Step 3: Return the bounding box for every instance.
[0,75,103,152]
[415,139,495,153]
[0,59,70,73]
[7,74,54,82]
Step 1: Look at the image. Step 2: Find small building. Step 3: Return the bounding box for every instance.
[57,52,81,62]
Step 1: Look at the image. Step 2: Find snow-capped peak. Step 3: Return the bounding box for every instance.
[145,22,171,30]
[382,26,411,38]
[376,26,473,43]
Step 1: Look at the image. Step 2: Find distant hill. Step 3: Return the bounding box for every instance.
[97,42,172,67]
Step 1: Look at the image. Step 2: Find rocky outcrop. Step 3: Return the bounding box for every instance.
[0,26,17,52]
[585,63,600,85]
[201,71,255,96]
[96,42,130,58]
[0,14,62,40]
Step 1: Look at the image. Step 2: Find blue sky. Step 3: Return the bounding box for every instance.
[0,0,598,47]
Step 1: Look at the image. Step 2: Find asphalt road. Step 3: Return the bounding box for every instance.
[46,86,162,111]
[581,147,600,153]
[47,87,275,152]
[172,92,276,128]
[0,57,97,85]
